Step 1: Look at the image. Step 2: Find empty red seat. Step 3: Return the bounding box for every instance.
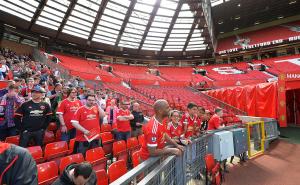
[68,138,76,155]
[5,135,19,145]
[86,147,107,171]
[96,169,109,185]
[108,160,127,183]
[126,137,140,155]
[131,151,141,168]
[44,141,68,162]
[27,146,44,163]
[37,161,58,185]
[101,124,112,133]
[113,140,128,164]
[59,153,84,173]
[100,132,114,155]
[43,131,55,145]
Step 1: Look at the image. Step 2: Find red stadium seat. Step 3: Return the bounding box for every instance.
[100,132,114,155]
[101,124,112,133]
[43,131,55,145]
[96,169,109,185]
[126,137,140,155]
[113,140,128,164]
[68,138,76,155]
[47,122,57,131]
[37,161,58,185]
[44,141,68,163]
[131,151,141,168]
[86,147,107,171]
[138,134,145,146]
[59,153,84,173]
[27,146,44,163]
[5,135,19,145]
[108,160,127,183]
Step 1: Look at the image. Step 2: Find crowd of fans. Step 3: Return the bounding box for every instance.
[0,48,225,184]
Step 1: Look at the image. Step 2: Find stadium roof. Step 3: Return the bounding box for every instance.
[0,0,215,59]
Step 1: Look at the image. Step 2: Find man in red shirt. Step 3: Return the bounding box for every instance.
[116,101,134,141]
[57,87,82,142]
[71,94,105,154]
[207,108,224,130]
[180,102,200,139]
[140,99,184,161]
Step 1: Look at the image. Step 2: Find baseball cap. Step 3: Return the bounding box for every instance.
[32,85,46,93]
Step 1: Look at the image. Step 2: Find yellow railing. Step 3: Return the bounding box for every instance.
[246,121,265,158]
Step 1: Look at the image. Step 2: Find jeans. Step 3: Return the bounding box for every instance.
[116,131,131,141]
[75,140,100,156]
[0,127,17,141]
[19,129,45,147]
[61,128,76,142]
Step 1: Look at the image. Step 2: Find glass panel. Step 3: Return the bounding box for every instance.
[27,0,39,7]
[0,5,31,21]
[144,40,163,45]
[129,17,148,25]
[122,32,143,39]
[153,16,172,22]
[142,47,161,51]
[147,32,167,37]
[187,44,207,48]
[166,41,186,45]
[134,3,154,13]
[119,41,140,46]
[176,18,194,23]
[103,8,126,20]
[120,36,141,43]
[101,15,123,25]
[137,0,157,5]
[92,38,116,45]
[62,29,89,39]
[36,20,58,30]
[178,11,194,17]
[1,1,34,18]
[93,34,116,42]
[145,36,165,41]
[173,24,192,29]
[68,16,93,27]
[131,11,150,20]
[164,45,184,49]
[167,38,187,42]
[110,0,131,7]
[156,8,175,16]
[190,37,205,42]
[151,21,170,28]
[186,47,206,51]
[127,23,146,31]
[164,48,183,51]
[171,29,190,34]
[149,27,168,33]
[118,44,139,49]
[106,2,128,14]
[77,0,101,11]
[70,11,94,22]
[143,44,162,48]
[169,33,189,38]
[211,0,224,7]
[181,3,190,10]
[160,0,178,9]
[66,20,92,32]
[40,12,63,22]
[43,7,65,18]
[124,28,144,35]
[95,30,118,39]
[6,0,36,12]
[38,17,60,27]
[47,0,69,12]
[97,27,119,35]
[192,33,202,38]
[74,4,97,17]
[98,20,121,30]
[63,25,90,36]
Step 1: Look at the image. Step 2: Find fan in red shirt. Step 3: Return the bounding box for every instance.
[116,101,134,141]
[180,102,200,139]
[71,94,105,154]
[166,110,183,142]
[207,108,224,130]
[20,77,34,100]
[140,99,185,161]
[57,87,82,142]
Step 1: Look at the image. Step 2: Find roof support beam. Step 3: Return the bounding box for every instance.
[138,0,161,51]
[159,0,183,55]
[114,0,137,48]
[88,0,109,43]
[55,0,78,39]
[28,0,48,30]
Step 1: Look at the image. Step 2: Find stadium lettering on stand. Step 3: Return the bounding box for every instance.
[286,73,300,79]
